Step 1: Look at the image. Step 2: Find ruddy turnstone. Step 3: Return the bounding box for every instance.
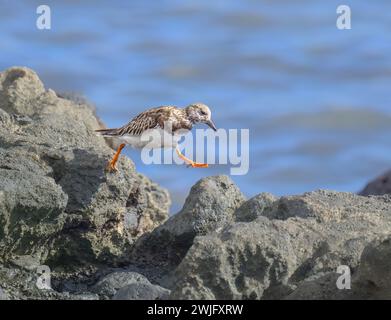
[96,103,217,172]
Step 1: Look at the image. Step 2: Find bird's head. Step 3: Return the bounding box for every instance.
[185,102,217,131]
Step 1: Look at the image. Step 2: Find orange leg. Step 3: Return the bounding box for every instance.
[106,143,126,172]
[176,148,208,168]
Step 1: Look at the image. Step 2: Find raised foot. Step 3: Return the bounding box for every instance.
[176,148,209,168]
[187,162,209,168]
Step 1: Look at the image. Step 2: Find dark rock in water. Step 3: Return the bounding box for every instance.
[0,66,170,269]
[360,170,391,196]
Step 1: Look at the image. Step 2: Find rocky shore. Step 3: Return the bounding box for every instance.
[1,67,391,300]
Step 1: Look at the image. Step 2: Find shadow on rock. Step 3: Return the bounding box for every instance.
[43,148,107,213]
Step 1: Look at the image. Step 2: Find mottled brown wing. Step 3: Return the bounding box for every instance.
[116,106,176,136]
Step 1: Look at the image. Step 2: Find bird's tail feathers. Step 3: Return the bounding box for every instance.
[95,128,120,137]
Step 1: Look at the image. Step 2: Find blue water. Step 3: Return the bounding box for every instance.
[2,0,391,213]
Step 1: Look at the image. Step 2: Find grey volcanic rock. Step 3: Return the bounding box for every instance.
[91,271,151,298]
[113,282,170,300]
[284,272,344,300]
[287,236,391,300]
[91,269,171,300]
[234,192,276,222]
[0,287,8,300]
[0,67,170,268]
[3,66,391,300]
[263,189,391,223]
[0,263,101,300]
[352,236,391,299]
[132,176,245,271]
[356,237,391,290]
[360,170,391,196]
[170,191,391,299]
[0,67,45,115]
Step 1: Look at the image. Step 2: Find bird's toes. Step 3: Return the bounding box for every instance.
[188,162,208,168]
[105,162,119,173]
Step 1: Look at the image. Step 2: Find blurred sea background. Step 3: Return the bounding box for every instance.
[1,0,391,213]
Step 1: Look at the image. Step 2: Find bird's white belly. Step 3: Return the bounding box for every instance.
[118,128,185,149]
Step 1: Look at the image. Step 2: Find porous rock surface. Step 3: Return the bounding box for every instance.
[2,66,391,300]
[0,67,170,299]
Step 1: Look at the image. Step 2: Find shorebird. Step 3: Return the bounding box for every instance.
[96,103,217,172]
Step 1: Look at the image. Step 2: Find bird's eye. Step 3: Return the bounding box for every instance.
[200,111,207,116]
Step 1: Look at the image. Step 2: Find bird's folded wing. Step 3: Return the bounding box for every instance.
[116,106,174,136]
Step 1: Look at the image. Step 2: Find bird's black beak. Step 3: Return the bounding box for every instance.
[206,119,217,131]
